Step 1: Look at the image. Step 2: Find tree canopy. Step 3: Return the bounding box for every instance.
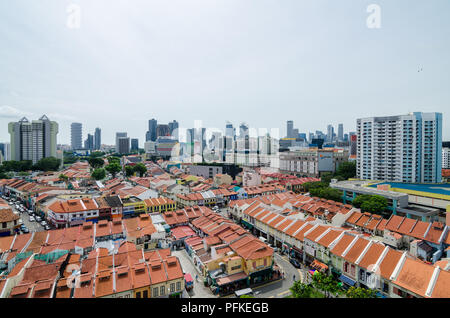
[290,281,313,298]
[91,168,106,180]
[105,162,121,177]
[133,163,147,177]
[335,161,356,180]
[353,194,388,214]
[0,160,33,172]
[311,272,341,298]
[88,157,104,169]
[346,286,377,298]
[32,157,61,172]
[125,165,135,177]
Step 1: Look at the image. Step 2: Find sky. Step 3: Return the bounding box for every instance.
[1,0,449,145]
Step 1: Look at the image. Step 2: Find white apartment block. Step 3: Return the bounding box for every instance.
[356,112,442,183]
[443,148,450,169]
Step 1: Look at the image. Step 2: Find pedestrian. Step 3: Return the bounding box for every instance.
[293,274,296,281]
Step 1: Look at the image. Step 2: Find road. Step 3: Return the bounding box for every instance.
[252,253,305,298]
[7,198,45,233]
[172,249,218,298]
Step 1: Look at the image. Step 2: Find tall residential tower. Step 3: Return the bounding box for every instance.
[356,112,442,183]
[9,115,58,164]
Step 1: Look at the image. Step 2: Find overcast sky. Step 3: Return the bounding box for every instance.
[1,0,449,145]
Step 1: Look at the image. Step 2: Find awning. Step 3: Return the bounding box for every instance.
[339,274,356,286]
[216,272,248,286]
[311,259,328,271]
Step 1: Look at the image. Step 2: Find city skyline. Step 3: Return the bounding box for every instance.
[1,1,450,145]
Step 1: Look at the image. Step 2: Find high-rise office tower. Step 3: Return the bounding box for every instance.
[0,142,11,162]
[115,132,127,153]
[9,115,58,164]
[168,120,179,140]
[338,123,344,141]
[239,123,249,139]
[287,120,294,138]
[327,124,334,142]
[84,134,94,150]
[117,137,130,154]
[131,138,139,151]
[94,128,101,150]
[71,122,82,150]
[225,122,234,139]
[156,124,170,138]
[356,112,442,183]
[146,119,157,142]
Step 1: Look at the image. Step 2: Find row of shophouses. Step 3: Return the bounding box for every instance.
[161,208,277,296]
[0,239,185,298]
[173,183,286,208]
[229,197,450,298]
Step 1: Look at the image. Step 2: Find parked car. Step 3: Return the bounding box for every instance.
[44,225,51,230]
[22,227,30,233]
[29,216,35,222]
[289,258,301,268]
[40,221,47,226]
[35,216,42,222]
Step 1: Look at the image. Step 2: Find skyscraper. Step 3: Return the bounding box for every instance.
[287,120,294,138]
[94,128,101,150]
[84,134,94,150]
[338,123,344,141]
[115,132,127,153]
[327,124,334,142]
[156,124,170,138]
[225,122,234,138]
[131,138,139,151]
[356,112,442,183]
[146,119,157,142]
[9,115,58,164]
[239,123,249,139]
[0,142,11,162]
[71,122,82,150]
[168,120,179,140]
[118,137,130,154]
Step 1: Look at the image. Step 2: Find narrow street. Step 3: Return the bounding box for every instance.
[172,249,218,298]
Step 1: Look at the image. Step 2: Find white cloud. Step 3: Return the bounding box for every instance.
[0,105,34,119]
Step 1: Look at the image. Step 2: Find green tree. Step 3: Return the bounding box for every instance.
[107,156,121,165]
[0,172,9,179]
[352,194,372,208]
[335,161,356,180]
[311,272,341,298]
[320,172,334,185]
[90,151,105,158]
[302,181,328,193]
[91,168,106,180]
[33,157,61,171]
[125,165,135,177]
[59,174,69,182]
[88,157,104,169]
[346,286,377,298]
[105,162,121,178]
[352,194,388,213]
[133,163,147,177]
[290,281,313,298]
